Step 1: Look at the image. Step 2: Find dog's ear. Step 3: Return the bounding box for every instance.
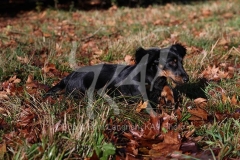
[173,44,187,57]
[135,47,148,64]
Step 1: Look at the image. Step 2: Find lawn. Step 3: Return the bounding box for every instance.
[0,0,240,159]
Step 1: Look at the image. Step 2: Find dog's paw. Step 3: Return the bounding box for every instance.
[158,85,175,112]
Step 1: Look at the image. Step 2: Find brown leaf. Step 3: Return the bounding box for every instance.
[26,75,34,84]
[42,63,56,73]
[223,12,233,19]
[143,114,161,139]
[153,19,163,25]
[194,98,207,108]
[221,93,228,104]
[202,9,212,17]
[199,65,231,81]
[161,112,177,132]
[136,101,148,113]
[126,140,139,155]
[124,55,135,65]
[0,143,7,159]
[188,107,208,120]
[218,37,228,46]
[150,143,180,157]
[123,132,134,140]
[43,33,52,38]
[227,66,235,79]
[0,91,9,99]
[188,115,203,121]
[184,128,195,139]
[175,108,182,121]
[163,130,181,144]
[215,112,228,121]
[231,95,238,105]
[17,56,29,64]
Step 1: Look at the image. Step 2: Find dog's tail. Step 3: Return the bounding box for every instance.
[43,78,67,98]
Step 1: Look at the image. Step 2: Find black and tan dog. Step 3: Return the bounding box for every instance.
[44,44,189,110]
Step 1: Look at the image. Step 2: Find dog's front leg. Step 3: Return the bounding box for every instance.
[158,85,175,112]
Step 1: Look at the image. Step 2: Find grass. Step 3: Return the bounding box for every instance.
[0,0,240,159]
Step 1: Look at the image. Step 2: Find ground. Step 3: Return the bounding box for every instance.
[0,0,240,159]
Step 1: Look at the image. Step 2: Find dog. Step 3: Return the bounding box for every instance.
[44,43,189,110]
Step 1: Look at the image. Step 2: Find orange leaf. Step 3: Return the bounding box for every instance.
[188,107,208,120]
[26,75,34,84]
[150,143,180,157]
[17,56,29,64]
[136,101,148,113]
[126,140,139,155]
[231,95,238,105]
[221,93,228,104]
[1,92,9,101]
[202,9,212,16]
[43,33,52,38]
[143,114,161,139]
[42,63,56,73]
[0,143,6,159]
[194,98,207,108]
[218,37,228,46]
[124,55,135,65]
[163,130,181,144]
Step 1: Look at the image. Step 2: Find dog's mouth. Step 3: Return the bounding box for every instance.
[170,77,185,85]
[159,70,189,85]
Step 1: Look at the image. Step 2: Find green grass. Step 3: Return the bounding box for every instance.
[0,0,240,159]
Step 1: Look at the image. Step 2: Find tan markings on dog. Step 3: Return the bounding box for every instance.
[161,85,174,105]
[159,70,184,84]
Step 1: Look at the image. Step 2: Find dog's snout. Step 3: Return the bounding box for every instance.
[183,75,189,83]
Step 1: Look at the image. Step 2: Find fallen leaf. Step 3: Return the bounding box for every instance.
[124,55,135,65]
[17,56,29,64]
[43,33,52,37]
[136,101,148,113]
[42,63,56,73]
[143,114,161,139]
[202,9,212,17]
[0,143,7,159]
[231,95,238,105]
[218,37,228,46]
[149,143,180,157]
[0,91,9,99]
[223,12,233,19]
[188,107,208,120]
[163,130,181,144]
[150,131,181,157]
[126,140,139,155]
[184,128,195,138]
[26,75,34,84]
[194,98,207,109]
[221,93,228,104]
[153,19,163,25]
[215,112,228,121]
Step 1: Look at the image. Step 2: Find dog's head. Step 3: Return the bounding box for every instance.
[135,43,189,84]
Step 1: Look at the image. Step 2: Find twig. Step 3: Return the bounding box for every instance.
[80,27,102,41]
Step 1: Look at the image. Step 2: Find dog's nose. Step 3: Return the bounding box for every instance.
[183,76,189,83]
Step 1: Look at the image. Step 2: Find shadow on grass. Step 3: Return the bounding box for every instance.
[174,80,208,100]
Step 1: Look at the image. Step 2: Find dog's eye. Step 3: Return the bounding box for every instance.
[169,59,177,66]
